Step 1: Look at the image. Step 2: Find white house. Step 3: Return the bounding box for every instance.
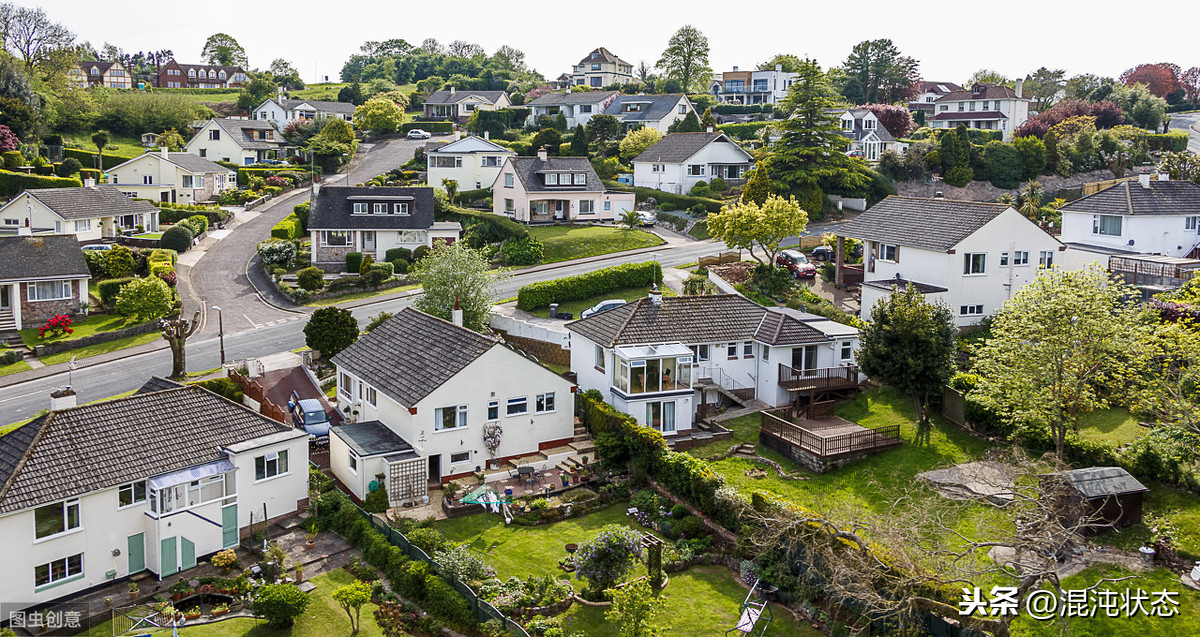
[566,293,861,436]
[1059,175,1200,268]
[328,308,576,503]
[930,81,1031,141]
[526,91,620,129]
[838,196,1065,327]
[491,148,635,223]
[0,381,308,612]
[570,48,634,88]
[0,185,160,242]
[427,135,516,191]
[632,132,754,194]
[0,235,89,332]
[909,80,964,121]
[709,65,797,105]
[832,109,899,162]
[185,118,286,166]
[252,97,356,130]
[307,185,461,270]
[603,94,694,133]
[422,89,511,120]
[107,149,235,205]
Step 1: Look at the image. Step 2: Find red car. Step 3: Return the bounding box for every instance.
[776,249,817,278]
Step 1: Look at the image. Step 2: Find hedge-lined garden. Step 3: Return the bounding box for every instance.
[602,181,725,213]
[0,171,81,196]
[516,262,662,311]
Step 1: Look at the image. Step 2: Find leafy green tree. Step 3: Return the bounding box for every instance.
[338,80,365,105]
[303,307,359,360]
[1023,67,1067,112]
[236,73,278,113]
[353,97,405,133]
[529,128,562,156]
[656,25,712,94]
[766,58,868,202]
[332,581,372,634]
[839,39,920,104]
[570,125,589,156]
[307,118,357,171]
[700,108,717,130]
[1018,181,1044,220]
[252,583,310,628]
[707,194,808,267]
[115,277,173,320]
[90,130,109,170]
[1012,135,1047,180]
[201,33,248,67]
[972,265,1151,461]
[157,128,186,152]
[411,241,508,332]
[757,54,803,73]
[606,579,669,637]
[441,178,458,204]
[586,114,622,144]
[668,111,702,133]
[966,69,1011,87]
[983,141,1022,189]
[855,285,955,424]
[740,166,773,206]
[619,127,664,161]
[269,58,304,89]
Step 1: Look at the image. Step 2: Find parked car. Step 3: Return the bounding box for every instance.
[81,244,114,252]
[407,129,432,140]
[810,244,863,262]
[637,211,656,227]
[845,149,865,158]
[776,249,817,278]
[581,299,627,318]
[288,391,331,438]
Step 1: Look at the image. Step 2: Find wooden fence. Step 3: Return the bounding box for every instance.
[229,369,288,424]
[1082,176,1138,196]
[760,408,901,458]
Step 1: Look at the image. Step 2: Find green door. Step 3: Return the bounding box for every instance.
[180,537,196,571]
[221,504,238,549]
[160,537,177,576]
[127,533,145,574]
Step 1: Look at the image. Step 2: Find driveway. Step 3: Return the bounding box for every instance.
[345,135,430,184]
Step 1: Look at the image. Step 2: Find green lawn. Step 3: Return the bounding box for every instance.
[528,225,664,264]
[556,565,823,637]
[64,133,147,160]
[19,314,150,349]
[527,285,676,319]
[1107,484,1200,559]
[303,283,420,307]
[0,359,31,378]
[39,331,160,365]
[1077,408,1145,446]
[133,232,164,240]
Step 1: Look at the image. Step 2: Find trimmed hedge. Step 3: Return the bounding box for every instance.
[402,121,453,134]
[158,207,229,225]
[603,181,724,213]
[438,206,528,247]
[97,277,134,307]
[1146,131,1190,152]
[717,122,769,140]
[345,252,363,273]
[78,168,102,182]
[0,171,82,196]
[516,261,662,311]
[712,104,766,114]
[456,188,491,204]
[384,247,411,263]
[62,148,135,170]
[160,225,194,252]
[271,214,303,240]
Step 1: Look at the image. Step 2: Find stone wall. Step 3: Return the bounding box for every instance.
[313,244,357,272]
[32,310,173,357]
[19,280,81,329]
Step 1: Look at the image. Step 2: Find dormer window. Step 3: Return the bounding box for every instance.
[373,203,386,214]
[863,119,876,129]
[841,119,853,130]
[188,69,196,78]
[393,203,409,215]
[90,66,99,75]
[545,173,559,185]
[573,173,586,185]
[219,70,226,79]
[353,203,367,214]
[208,70,216,79]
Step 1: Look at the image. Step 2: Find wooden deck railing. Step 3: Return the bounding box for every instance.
[778,364,859,392]
[840,264,864,285]
[760,408,901,458]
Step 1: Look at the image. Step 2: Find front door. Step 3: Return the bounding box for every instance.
[160,192,169,203]
[362,231,375,252]
[0,285,9,310]
[180,537,196,571]
[221,504,238,549]
[428,455,441,483]
[127,533,145,574]
[555,201,566,220]
[160,537,177,576]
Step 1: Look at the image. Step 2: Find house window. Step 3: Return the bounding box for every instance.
[863,118,876,129]
[393,203,409,215]
[487,401,499,420]
[595,344,606,371]
[320,231,352,247]
[1013,251,1029,265]
[590,77,601,87]
[198,149,207,157]
[535,392,555,413]
[604,201,612,212]
[574,173,586,185]
[28,281,73,302]
[373,203,387,214]
[687,164,704,176]
[982,101,989,110]
[34,499,80,540]
[143,175,153,185]
[963,253,986,275]
[339,372,353,398]
[3,218,17,226]
[254,450,289,481]
[54,220,62,234]
[591,64,601,71]
[957,102,964,112]
[34,554,83,588]
[118,480,147,508]
[579,105,592,114]
[366,386,377,407]
[645,401,675,433]
[969,101,976,111]
[688,344,709,361]
[1187,216,1199,231]
[187,475,227,506]
[481,156,502,167]
[181,175,194,189]
[435,405,468,430]
[504,174,514,188]
[75,220,90,232]
[1092,214,1122,236]
[399,230,427,243]
[545,173,558,185]
[651,164,662,173]
[879,244,899,262]
[432,156,461,168]
[678,104,687,114]
[188,69,196,78]
[840,341,854,361]
[450,451,471,464]
[506,397,528,416]
[353,203,367,214]
[208,129,220,140]
[743,341,753,357]
[348,453,357,474]
[1039,251,1055,268]
[727,343,738,359]
[579,200,595,214]
[960,305,985,316]
[1000,252,1009,266]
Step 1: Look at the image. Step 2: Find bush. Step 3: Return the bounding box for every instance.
[422,576,474,628]
[716,122,769,140]
[345,252,363,274]
[501,237,544,266]
[160,225,194,253]
[709,177,728,193]
[670,503,690,519]
[397,561,430,601]
[368,262,394,278]
[654,211,687,231]
[604,182,724,213]
[412,245,430,261]
[187,214,209,234]
[401,121,453,134]
[406,527,446,555]
[97,277,133,308]
[363,482,389,513]
[0,169,80,196]
[191,377,244,402]
[297,267,325,291]
[252,583,310,627]
[293,201,310,232]
[1145,132,1190,152]
[105,245,137,278]
[689,184,710,198]
[517,262,663,311]
[257,239,297,267]
[385,247,412,263]
[358,253,374,275]
[3,150,23,169]
[984,141,1023,189]
[392,259,409,275]
[676,514,709,539]
[365,311,394,332]
[114,276,174,320]
[62,147,134,170]
[659,201,676,212]
[148,248,178,266]
[271,214,303,240]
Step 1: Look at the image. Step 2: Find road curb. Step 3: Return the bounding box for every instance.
[245,253,307,315]
[0,339,170,390]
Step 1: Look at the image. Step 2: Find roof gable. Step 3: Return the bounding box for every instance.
[20,186,160,222]
[430,136,515,155]
[632,132,751,164]
[504,156,603,192]
[838,196,1020,252]
[527,91,619,106]
[1059,180,1200,217]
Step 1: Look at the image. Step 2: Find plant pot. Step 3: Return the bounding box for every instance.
[130,591,139,600]
[565,543,578,553]
[306,540,315,550]
[172,594,182,602]
[212,610,228,617]
[185,613,201,621]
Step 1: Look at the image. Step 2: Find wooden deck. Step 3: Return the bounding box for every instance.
[760,407,901,459]
[778,364,860,393]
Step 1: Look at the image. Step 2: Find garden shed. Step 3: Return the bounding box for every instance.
[1041,466,1149,532]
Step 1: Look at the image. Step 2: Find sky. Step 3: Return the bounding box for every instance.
[25,0,1200,86]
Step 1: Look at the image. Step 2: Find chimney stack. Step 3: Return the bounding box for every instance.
[451,298,463,327]
[732,66,739,72]
[50,387,76,411]
[161,146,169,159]
[449,85,456,95]
[1139,173,1151,189]
[83,178,96,188]
[775,64,782,72]
[648,284,663,306]
[537,146,548,161]
[706,126,714,133]
[1015,78,1024,99]
[483,130,490,140]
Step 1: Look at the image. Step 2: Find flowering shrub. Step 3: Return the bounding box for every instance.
[38,314,73,339]
[482,422,503,457]
[265,175,290,188]
[256,238,297,267]
[374,601,442,637]
[479,576,572,614]
[433,544,494,584]
[211,549,239,570]
[573,524,643,595]
[156,269,178,288]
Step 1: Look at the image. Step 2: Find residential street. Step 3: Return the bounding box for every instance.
[1167,111,1200,154]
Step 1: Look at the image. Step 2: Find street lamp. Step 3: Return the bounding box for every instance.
[211,305,225,365]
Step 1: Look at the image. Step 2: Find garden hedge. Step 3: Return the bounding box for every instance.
[402,121,453,134]
[0,171,81,196]
[603,181,724,213]
[236,167,314,187]
[270,214,303,240]
[712,104,765,114]
[1145,131,1190,152]
[158,207,229,225]
[438,206,528,246]
[97,277,134,307]
[717,122,770,140]
[62,148,135,170]
[516,261,662,311]
[456,188,491,205]
[345,252,363,273]
[160,225,193,253]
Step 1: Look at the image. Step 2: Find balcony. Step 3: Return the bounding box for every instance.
[759,406,901,472]
[777,364,859,394]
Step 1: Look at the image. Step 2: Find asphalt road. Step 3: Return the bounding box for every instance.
[1167,112,1200,154]
[346,136,426,184]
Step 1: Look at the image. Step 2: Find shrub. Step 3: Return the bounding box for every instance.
[106,245,138,278]
[37,314,73,339]
[3,150,23,169]
[187,214,209,234]
[422,576,474,628]
[397,561,429,601]
[676,514,709,539]
[689,184,710,198]
[271,214,303,240]
[365,311,393,332]
[358,253,375,275]
[654,211,687,231]
[574,524,643,595]
[256,239,297,267]
[517,262,662,311]
[265,175,289,188]
[406,527,446,555]
[148,248,178,265]
[293,201,310,232]
[659,201,676,212]
[708,177,728,193]
[115,276,174,320]
[252,583,310,627]
[97,277,133,308]
[160,225,194,253]
[984,141,1023,189]
[363,482,389,513]
[392,259,409,275]
[670,503,690,519]
[345,252,363,274]
[368,262,394,278]
[412,245,430,261]
[297,267,325,291]
[191,377,244,402]
[501,237,544,266]
[385,247,412,263]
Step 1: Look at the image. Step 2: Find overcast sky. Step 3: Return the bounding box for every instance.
[26,0,1199,86]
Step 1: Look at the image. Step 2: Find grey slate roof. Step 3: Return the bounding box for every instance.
[567,294,836,347]
[935,83,1026,102]
[527,91,619,106]
[331,307,498,407]
[1052,467,1149,500]
[837,196,1012,252]
[578,47,630,67]
[308,186,436,231]
[0,235,88,282]
[166,153,230,174]
[424,90,507,105]
[210,118,284,150]
[332,420,417,458]
[0,385,298,513]
[862,277,949,294]
[26,185,159,222]
[135,376,186,395]
[632,132,750,164]
[1058,180,1200,217]
[278,98,356,114]
[506,156,604,193]
[605,94,687,123]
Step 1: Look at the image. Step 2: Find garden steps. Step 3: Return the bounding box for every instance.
[541,445,576,457]
[508,452,548,469]
[568,439,596,455]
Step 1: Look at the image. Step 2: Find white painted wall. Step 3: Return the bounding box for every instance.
[1061,210,1200,258]
[632,137,751,193]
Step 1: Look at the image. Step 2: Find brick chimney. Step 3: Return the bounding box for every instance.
[648,284,663,306]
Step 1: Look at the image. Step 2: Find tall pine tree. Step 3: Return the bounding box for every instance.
[570,125,589,156]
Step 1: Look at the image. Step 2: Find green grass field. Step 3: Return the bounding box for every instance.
[39,331,160,366]
[689,221,710,240]
[526,285,676,319]
[64,133,147,160]
[1077,408,1145,446]
[528,225,663,264]
[0,359,31,378]
[19,314,151,349]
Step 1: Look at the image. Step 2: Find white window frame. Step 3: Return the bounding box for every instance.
[254,450,289,482]
[959,305,985,316]
[366,386,377,407]
[963,253,987,275]
[1039,251,1055,268]
[579,200,595,214]
[118,480,147,509]
[1013,251,1029,265]
[450,451,471,464]
[142,175,153,185]
[687,164,704,176]
[1187,216,1199,232]
[504,198,515,213]
[435,405,468,431]
[545,173,559,185]
[27,280,73,302]
[743,341,754,357]
[573,173,586,185]
[393,203,409,215]
[75,219,90,232]
[879,244,899,262]
[689,344,709,362]
[34,554,83,589]
[840,341,854,361]
[999,252,1009,266]
[373,203,387,214]
[506,396,529,417]
[487,400,499,420]
[353,202,367,214]
[34,498,81,541]
[320,231,352,247]
[504,174,514,188]
[535,392,556,414]
[348,453,358,475]
[1092,214,1122,236]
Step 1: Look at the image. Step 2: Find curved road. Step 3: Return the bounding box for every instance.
[1167,112,1200,154]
